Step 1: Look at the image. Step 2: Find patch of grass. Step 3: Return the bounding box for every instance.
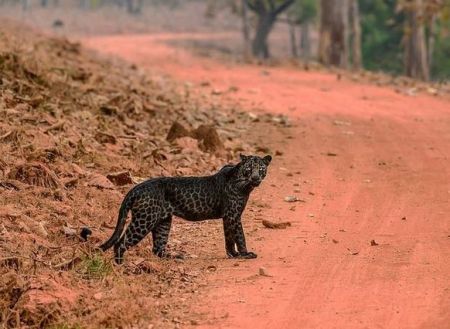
[77,253,112,280]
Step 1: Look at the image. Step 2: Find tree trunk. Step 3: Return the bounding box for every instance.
[319,0,349,68]
[288,17,298,58]
[404,0,429,80]
[22,0,29,11]
[349,0,362,70]
[79,0,88,9]
[300,22,311,62]
[252,13,276,59]
[247,0,295,59]
[126,0,143,14]
[427,14,436,73]
[205,0,217,18]
[241,0,252,58]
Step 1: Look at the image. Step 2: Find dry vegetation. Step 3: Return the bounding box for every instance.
[0,22,263,328]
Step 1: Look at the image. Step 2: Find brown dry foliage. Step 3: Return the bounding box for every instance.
[0,22,255,328]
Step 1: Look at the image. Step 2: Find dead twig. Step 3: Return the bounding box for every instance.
[44,121,65,133]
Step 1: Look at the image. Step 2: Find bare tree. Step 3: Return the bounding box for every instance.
[349,0,362,70]
[288,14,298,58]
[241,0,252,58]
[125,0,143,14]
[318,0,350,68]
[246,0,296,58]
[22,0,29,11]
[427,12,437,70]
[300,22,310,62]
[402,0,429,80]
[287,0,317,63]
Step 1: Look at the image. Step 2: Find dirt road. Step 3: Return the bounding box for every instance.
[83,34,450,329]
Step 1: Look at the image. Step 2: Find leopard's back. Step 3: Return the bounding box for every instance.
[132,174,226,221]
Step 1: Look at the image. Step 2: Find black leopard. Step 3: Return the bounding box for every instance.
[100,154,272,264]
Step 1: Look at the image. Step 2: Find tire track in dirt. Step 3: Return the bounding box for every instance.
[82,33,450,329]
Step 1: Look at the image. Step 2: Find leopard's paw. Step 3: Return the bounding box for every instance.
[226,250,239,258]
[238,251,257,259]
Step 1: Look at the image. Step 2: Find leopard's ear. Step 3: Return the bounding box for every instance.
[262,155,272,165]
[220,164,238,178]
[239,154,249,162]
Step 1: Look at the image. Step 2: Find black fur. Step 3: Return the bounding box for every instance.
[100,154,272,264]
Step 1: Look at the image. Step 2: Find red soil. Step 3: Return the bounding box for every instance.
[83,34,450,329]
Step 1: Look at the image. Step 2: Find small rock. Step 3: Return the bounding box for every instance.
[333,120,351,126]
[248,112,259,121]
[93,292,103,300]
[284,195,303,203]
[166,121,190,142]
[106,171,133,186]
[405,87,417,96]
[175,137,200,152]
[262,220,291,229]
[271,115,290,127]
[259,267,272,277]
[370,239,379,246]
[207,265,217,272]
[87,173,115,189]
[191,125,223,153]
[347,248,359,255]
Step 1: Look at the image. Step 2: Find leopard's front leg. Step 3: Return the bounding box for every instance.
[223,211,256,259]
[233,219,257,259]
[223,217,238,257]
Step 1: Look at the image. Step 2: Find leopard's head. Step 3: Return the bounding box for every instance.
[234,154,272,190]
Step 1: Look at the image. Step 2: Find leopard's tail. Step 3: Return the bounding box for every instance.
[99,198,130,251]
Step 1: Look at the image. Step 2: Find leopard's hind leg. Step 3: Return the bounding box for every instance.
[151,216,172,257]
[114,211,159,264]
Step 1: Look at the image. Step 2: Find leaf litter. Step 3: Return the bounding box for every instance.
[0,22,266,328]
